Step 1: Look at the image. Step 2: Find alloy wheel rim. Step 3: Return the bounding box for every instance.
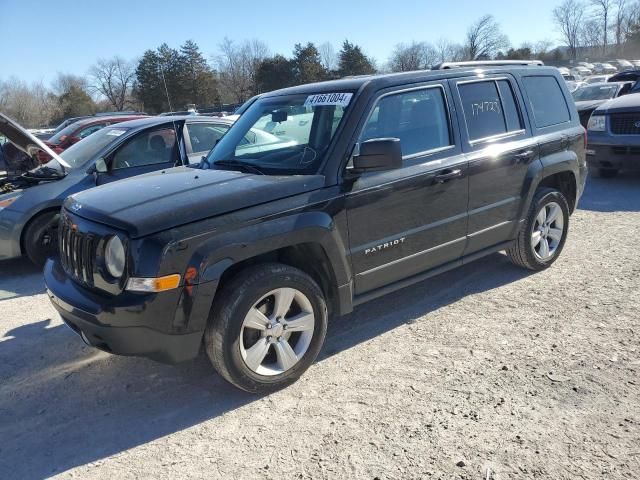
[532,201,564,260]
[239,287,315,376]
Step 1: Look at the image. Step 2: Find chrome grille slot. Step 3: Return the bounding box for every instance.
[59,215,97,288]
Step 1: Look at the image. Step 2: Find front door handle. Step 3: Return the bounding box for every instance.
[513,150,535,163]
[434,168,462,183]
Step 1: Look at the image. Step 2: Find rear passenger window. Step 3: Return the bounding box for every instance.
[522,76,571,128]
[360,87,451,158]
[497,80,523,132]
[458,80,523,141]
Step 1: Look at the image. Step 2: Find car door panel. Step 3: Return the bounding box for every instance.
[347,152,468,294]
[344,82,468,295]
[450,75,538,255]
[465,138,539,252]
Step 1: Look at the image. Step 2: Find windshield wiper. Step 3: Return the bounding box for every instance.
[214,159,265,175]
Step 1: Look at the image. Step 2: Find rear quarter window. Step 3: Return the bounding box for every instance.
[522,76,571,128]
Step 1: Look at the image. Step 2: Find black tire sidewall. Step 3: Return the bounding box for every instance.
[210,265,328,393]
[24,212,59,268]
[524,190,570,269]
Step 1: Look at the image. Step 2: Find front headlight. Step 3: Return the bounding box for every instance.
[0,193,21,211]
[104,236,125,278]
[587,115,606,131]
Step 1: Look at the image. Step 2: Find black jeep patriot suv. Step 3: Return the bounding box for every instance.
[45,62,587,392]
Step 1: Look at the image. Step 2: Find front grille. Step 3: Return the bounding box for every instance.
[59,216,97,288]
[610,114,640,135]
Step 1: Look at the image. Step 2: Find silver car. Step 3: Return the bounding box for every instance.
[0,114,236,266]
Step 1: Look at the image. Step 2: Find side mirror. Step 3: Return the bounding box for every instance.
[352,138,402,173]
[87,157,108,175]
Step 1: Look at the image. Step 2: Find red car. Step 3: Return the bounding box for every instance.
[38,115,146,163]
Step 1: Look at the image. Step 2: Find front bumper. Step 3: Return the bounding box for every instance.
[44,258,203,363]
[587,138,640,171]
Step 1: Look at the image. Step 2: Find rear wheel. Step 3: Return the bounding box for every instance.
[204,263,328,393]
[507,188,570,271]
[23,211,60,268]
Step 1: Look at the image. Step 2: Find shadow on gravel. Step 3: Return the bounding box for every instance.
[0,257,44,301]
[0,252,532,479]
[579,173,640,212]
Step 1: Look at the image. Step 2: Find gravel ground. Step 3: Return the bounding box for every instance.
[0,175,639,480]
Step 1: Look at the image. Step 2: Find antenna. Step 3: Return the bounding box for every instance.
[159,64,174,112]
[158,64,186,166]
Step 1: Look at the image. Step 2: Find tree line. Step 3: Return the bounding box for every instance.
[2,6,640,128]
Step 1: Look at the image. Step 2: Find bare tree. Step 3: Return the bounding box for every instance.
[581,18,605,55]
[613,0,629,50]
[532,40,554,58]
[463,15,510,60]
[388,41,438,72]
[51,73,89,97]
[553,0,586,59]
[591,0,614,53]
[88,57,136,111]
[318,42,337,72]
[0,77,58,127]
[215,38,269,103]
[434,38,465,63]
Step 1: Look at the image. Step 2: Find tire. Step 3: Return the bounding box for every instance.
[23,211,60,268]
[598,168,618,178]
[507,188,570,271]
[204,263,328,393]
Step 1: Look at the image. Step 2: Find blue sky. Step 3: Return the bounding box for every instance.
[1,0,562,85]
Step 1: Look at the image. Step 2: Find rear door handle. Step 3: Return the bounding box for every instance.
[434,168,462,183]
[514,150,535,162]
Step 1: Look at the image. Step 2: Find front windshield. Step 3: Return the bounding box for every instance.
[49,126,129,169]
[207,92,353,174]
[572,85,618,101]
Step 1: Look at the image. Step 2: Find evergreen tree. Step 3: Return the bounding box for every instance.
[255,55,295,92]
[135,41,220,113]
[134,49,165,113]
[180,40,220,108]
[337,40,376,77]
[291,43,326,85]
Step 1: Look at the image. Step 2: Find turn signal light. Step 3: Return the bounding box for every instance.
[126,274,181,292]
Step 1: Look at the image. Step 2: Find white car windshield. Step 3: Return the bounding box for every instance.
[207,92,353,174]
[572,85,618,101]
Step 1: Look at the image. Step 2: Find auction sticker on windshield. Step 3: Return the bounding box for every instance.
[106,129,126,137]
[304,93,353,107]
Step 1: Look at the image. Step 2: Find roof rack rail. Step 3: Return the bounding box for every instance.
[432,60,544,70]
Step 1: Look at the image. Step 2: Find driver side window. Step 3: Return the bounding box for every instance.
[359,87,452,159]
[112,127,177,170]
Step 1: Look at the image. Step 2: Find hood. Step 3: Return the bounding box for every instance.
[575,100,606,112]
[0,113,71,169]
[594,93,640,114]
[65,167,325,237]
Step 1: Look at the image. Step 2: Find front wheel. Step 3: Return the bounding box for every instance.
[507,188,570,271]
[23,211,60,268]
[204,263,328,393]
